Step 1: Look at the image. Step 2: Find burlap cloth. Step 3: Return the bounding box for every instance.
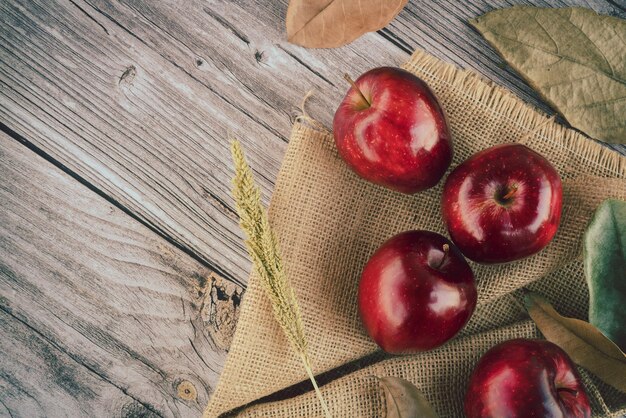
[205,49,626,417]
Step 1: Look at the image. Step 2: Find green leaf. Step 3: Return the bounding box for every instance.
[524,291,626,394]
[471,7,626,144]
[378,376,439,418]
[584,199,626,351]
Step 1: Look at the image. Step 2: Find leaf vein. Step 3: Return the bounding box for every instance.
[486,30,625,85]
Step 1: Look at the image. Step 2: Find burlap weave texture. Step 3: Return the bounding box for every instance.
[205,49,626,418]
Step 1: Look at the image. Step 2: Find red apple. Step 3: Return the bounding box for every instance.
[465,339,591,418]
[358,230,476,353]
[442,143,562,263]
[333,67,453,194]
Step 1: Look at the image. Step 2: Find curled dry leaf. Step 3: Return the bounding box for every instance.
[524,291,626,393]
[377,376,439,418]
[286,0,408,48]
[471,7,626,144]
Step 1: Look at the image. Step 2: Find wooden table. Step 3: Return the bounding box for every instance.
[1,1,624,416]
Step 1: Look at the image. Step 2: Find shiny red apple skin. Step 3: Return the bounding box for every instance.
[442,144,562,263]
[465,339,591,418]
[333,67,453,194]
[358,230,476,354]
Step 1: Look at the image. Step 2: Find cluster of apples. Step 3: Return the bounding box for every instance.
[333,68,590,417]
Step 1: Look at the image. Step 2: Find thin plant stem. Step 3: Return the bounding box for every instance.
[300,352,332,418]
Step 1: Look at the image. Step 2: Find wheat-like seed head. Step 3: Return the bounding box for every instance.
[230,140,307,356]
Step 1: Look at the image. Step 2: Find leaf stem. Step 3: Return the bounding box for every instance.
[300,352,332,418]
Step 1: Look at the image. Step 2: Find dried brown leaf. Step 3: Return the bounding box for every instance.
[286,0,407,48]
[471,7,626,144]
[524,291,626,393]
[378,376,439,418]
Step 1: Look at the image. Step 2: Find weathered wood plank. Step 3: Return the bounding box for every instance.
[0,308,159,418]
[79,0,406,131]
[1,0,623,289]
[76,0,626,143]
[0,0,289,284]
[0,131,241,417]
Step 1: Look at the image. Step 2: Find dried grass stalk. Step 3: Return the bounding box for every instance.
[230,140,331,417]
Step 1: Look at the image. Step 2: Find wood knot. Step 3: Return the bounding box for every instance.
[119,65,136,85]
[254,50,264,64]
[195,57,208,71]
[200,273,242,350]
[177,380,197,401]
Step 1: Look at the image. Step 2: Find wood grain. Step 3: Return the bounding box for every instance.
[1,0,623,287]
[0,131,241,417]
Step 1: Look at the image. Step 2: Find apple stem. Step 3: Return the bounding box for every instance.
[557,386,578,396]
[435,244,450,269]
[502,185,518,201]
[343,73,371,107]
